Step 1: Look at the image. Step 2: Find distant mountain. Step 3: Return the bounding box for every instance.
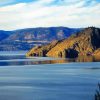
[0,30,11,41]
[26,27,100,58]
[5,27,80,41]
[0,27,81,51]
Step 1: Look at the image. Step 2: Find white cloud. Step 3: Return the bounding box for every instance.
[0,0,100,30]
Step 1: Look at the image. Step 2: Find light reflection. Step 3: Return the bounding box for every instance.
[0,55,100,66]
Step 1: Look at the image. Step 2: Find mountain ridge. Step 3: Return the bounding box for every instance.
[0,27,81,51]
[26,27,100,58]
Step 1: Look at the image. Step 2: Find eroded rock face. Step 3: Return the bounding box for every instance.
[26,27,100,58]
[93,48,100,57]
[26,40,58,57]
[57,48,78,58]
[65,48,79,58]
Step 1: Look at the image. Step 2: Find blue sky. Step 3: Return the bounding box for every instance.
[0,0,100,30]
[0,0,35,6]
[0,0,100,6]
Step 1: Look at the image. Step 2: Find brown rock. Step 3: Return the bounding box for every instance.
[26,27,100,58]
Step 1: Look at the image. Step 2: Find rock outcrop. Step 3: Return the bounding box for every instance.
[93,48,100,57]
[26,40,59,57]
[26,27,100,58]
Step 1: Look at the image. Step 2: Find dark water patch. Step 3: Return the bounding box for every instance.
[0,55,27,60]
[87,67,100,70]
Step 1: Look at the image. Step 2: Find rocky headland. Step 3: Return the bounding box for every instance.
[26,27,100,58]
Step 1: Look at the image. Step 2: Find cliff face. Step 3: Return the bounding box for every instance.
[26,40,59,56]
[26,27,100,58]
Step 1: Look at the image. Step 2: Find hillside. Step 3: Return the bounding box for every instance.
[26,27,100,58]
[0,27,80,51]
[5,27,80,41]
[0,30,11,41]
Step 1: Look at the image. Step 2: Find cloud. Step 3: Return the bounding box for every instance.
[0,0,100,30]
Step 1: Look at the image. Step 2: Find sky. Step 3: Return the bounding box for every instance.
[0,0,100,30]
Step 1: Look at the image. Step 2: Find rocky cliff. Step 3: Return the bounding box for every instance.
[26,27,100,58]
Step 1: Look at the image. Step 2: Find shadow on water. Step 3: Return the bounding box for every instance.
[0,55,100,66]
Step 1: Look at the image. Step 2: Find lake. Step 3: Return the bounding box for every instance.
[0,51,100,100]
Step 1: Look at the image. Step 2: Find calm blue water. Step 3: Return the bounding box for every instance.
[0,51,100,100]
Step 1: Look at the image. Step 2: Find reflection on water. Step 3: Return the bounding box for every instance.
[0,55,100,66]
[76,56,100,62]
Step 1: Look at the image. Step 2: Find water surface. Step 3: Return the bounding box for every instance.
[0,51,100,100]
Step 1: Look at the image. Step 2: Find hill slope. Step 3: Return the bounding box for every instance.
[0,30,11,41]
[26,27,100,58]
[0,27,80,51]
[5,27,80,41]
